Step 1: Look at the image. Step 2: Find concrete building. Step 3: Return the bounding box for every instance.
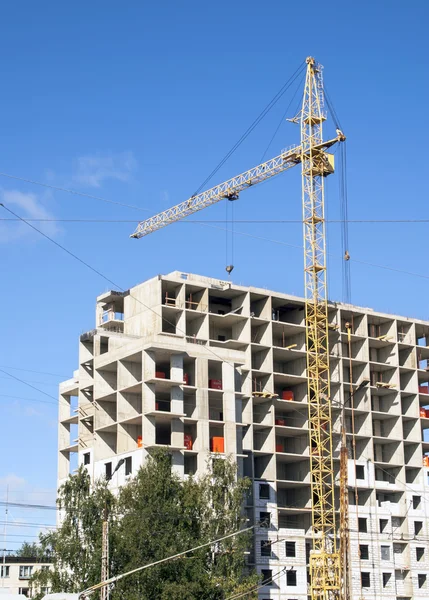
[58,271,429,600]
[0,556,51,597]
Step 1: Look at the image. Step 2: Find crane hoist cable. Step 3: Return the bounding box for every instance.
[324,85,351,304]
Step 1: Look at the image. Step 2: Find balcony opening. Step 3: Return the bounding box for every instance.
[209,423,224,453]
[155,362,170,380]
[254,455,271,479]
[250,294,269,319]
[184,453,197,475]
[358,518,367,533]
[162,280,182,307]
[260,540,271,558]
[413,495,422,509]
[155,421,171,445]
[259,511,271,528]
[209,393,223,421]
[184,423,196,451]
[272,300,304,325]
[100,336,109,355]
[155,392,171,412]
[405,467,420,484]
[183,357,195,386]
[184,392,196,419]
[208,360,222,389]
[162,312,178,335]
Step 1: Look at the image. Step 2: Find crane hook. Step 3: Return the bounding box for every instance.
[226,265,234,276]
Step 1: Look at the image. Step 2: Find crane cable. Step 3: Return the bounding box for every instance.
[218,61,306,277]
[324,84,351,304]
[192,62,306,197]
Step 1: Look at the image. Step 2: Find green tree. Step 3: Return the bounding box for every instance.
[33,451,257,599]
[15,541,46,559]
[32,465,113,595]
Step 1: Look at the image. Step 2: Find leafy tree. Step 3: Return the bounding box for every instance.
[15,541,46,559]
[32,465,113,595]
[33,451,258,599]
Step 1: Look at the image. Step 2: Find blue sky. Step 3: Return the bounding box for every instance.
[1,0,428,544]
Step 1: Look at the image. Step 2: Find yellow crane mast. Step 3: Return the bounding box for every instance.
[300,57,341,600]
[131,57,345,600]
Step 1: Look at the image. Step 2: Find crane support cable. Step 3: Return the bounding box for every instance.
[192,62,305,196]
[78,525,254,598]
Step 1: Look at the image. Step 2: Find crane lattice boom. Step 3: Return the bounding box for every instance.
[131,138,340,239]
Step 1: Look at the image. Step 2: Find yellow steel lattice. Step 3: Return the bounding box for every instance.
[301,57,341,600]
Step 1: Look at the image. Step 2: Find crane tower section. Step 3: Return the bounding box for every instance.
[301,57,340,599]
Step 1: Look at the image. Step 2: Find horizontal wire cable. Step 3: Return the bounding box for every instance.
[225,567,286,600]
[2,218,429,223]
[0,173,150,213]
[0,204,239,368]
[0,365,67,377]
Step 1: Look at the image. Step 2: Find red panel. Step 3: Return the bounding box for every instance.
[209,379,223,390]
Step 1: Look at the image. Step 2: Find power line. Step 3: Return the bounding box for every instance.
[0,173,150,213]
[0,393,58,407]
[0,375,59,386]
[0,502,56,511]
[81,525,255,597]
[3,218,429,224]
[0,368,57,401]
[0,522,56,529]
[225,567,286,600]
[197,222,429,283]
[0,365,67,378]
[0,204,239,370]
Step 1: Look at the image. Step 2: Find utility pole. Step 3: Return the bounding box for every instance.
[101,458,124,600]
[101,508,109,600]
[1,486,8,588]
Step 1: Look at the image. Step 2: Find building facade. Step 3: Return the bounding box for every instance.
[0,556,51,597]
[58,271,429,599]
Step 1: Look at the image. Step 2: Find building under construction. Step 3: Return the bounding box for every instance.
[58,270,429,600]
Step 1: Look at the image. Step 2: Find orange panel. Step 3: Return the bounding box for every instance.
[211,437,224,453]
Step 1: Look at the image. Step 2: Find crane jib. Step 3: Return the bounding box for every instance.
[130,135,342,239]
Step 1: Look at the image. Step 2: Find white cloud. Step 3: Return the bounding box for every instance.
[0,189,60,243]
[73,151,137,188]
[0,474,57,506]
[0,474,26,492]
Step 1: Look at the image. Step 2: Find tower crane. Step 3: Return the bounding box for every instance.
[131,57,346,600]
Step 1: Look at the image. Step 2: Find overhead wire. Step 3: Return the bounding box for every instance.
[0,365,67,378]
[0,203,242,370]
[191,62,306,197]
[0,375,59,386]
[3,218,429,223]
[0,368,58,402]
[0,173,150,213]
[224,567,286,600]
[4,210,428,284]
